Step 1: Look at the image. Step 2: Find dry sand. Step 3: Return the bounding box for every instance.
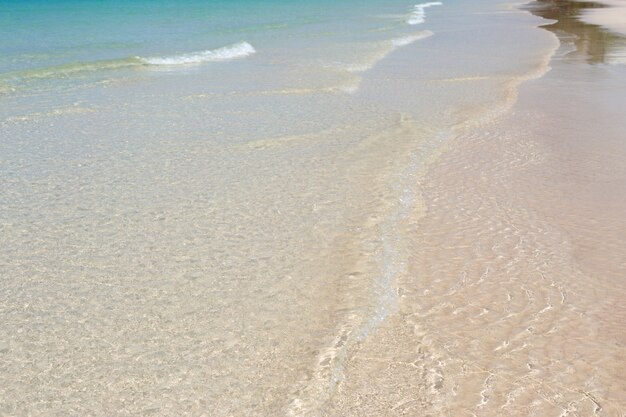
[579,0,626,36]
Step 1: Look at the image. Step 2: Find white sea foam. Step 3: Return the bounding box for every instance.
[406,2,442,25]
[141,42,256,65]
[345,31,434,74]
[391,30,434,47]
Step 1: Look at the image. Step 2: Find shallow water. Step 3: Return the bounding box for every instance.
[1,0,613,416]
[322,3,626,416]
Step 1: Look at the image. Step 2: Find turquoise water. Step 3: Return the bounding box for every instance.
[0,1,559,415]
[1,0,444,79]
[0,0,465,121]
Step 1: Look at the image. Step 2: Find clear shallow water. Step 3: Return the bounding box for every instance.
[0,1,560,415]
[0,0,438,84]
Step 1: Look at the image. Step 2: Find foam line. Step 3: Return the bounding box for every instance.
[407,2,442,25]
[140,42,256,65]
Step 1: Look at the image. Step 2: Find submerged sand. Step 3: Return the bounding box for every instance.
[0,2,623,416]
[323,2,626,415]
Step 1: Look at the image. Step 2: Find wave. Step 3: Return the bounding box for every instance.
[407,2,442,25]
[345,31,434,74]
[391,30,434,47]
[0,42,256,87]
[139,42,256,65]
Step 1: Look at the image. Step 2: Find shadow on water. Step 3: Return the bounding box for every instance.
[524,0,626,64]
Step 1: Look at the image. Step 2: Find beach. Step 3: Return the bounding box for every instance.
[1,0,625,415]
[318,2,626,415]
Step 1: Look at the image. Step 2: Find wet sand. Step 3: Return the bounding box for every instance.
[324,1,626,415]
[526,0,626,63]
[1,1,569,415]
[1,2,623,416]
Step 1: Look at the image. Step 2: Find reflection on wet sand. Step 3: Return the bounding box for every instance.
[526,0,626,63]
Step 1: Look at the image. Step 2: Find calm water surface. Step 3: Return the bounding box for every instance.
[0,1,563,415]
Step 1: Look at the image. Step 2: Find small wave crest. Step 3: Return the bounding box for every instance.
[391,30,434,47]
[345,31,434,74]
[407,2,442,25]
[140,42,256,65]
[0,42,257,91]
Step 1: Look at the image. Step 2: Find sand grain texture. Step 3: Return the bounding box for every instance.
[323,3,626,415]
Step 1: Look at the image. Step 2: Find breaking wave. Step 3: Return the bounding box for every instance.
[140,42,256,65]
[407,2,442,25]
[0,42,257,86]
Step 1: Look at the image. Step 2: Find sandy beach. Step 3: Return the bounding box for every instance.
[322,1,626,415]
[1,0,625,415]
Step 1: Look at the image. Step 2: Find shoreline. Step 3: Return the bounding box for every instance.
[526,0,626,64]
[1,1,624,415]
[322,1,625,414]
[396,0,626,414]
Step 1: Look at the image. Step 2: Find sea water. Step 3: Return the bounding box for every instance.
[0,1,558,415]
